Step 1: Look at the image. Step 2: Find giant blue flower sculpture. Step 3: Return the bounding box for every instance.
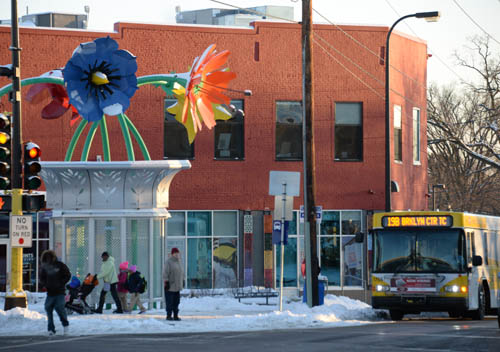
[62,36,138,122]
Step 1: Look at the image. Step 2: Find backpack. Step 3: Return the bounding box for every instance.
[138,274,147,294]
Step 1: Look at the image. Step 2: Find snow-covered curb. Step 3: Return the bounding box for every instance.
[0,293,383,336]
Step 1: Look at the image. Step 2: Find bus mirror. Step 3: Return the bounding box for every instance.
[354,232,364,243]
[472,255,483,266]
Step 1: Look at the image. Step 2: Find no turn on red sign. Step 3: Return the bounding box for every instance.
[10,215,33,248]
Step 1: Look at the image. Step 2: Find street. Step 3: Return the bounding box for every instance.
[1,317,499,352]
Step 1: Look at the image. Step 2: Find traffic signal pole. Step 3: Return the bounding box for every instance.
[5,0,27,310]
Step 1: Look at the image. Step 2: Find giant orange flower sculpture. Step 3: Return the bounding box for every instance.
[170,45,236,143]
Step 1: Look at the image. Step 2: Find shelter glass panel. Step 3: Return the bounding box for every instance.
[65,219,89,280]
[126,219,150,297]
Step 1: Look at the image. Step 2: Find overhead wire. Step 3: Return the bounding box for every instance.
[384,0,467,83]
[208,0,424,108]
[452,0,500,46]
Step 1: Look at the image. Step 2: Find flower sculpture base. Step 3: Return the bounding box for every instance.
[40,160,190,212]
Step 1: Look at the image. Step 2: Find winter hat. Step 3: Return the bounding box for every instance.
[129,265,137,273]
[69,276,81,289]
[171,247,180,255]
[101,251,109,258]
[119,261,129,270]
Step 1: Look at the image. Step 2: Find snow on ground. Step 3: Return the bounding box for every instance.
[0,292,384,337]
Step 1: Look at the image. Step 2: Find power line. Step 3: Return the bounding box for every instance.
[452,0,500,46]
[312,8,426,90]
[209,0,423,108]
[384,0,467,83]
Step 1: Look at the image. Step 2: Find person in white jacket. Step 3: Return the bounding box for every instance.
[95,251,123,313]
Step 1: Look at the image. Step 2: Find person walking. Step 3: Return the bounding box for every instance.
[95,251,123,314]
[117,261,130,313]
[162,247,184,321]
[127,264,147,314]
[39,250,71,336]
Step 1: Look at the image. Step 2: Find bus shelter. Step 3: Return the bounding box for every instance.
[40,160,190,309]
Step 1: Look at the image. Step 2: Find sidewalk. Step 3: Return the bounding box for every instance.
[0,292,381,337]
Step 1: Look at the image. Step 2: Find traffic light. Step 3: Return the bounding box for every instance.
[0,113,12,190]
[23,142,41,190]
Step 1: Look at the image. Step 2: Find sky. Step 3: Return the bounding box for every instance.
[0,0,499,86]
[0,291,384,337]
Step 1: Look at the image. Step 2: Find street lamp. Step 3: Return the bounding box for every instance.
[432,184,445,211]
[384,11,440,212]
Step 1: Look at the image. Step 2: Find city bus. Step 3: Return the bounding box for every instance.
[370,211,500,320]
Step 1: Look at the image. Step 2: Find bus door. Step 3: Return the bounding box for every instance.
[467,230,481,309]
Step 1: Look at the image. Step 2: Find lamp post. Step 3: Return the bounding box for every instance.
[432,184,445,211]
[385,11,440,212]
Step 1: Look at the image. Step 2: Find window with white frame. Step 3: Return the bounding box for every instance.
[165,211,239,289]
[413,107,420,163]
[394,105,402,162]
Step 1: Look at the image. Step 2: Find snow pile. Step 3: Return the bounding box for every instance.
[0,293,381,336]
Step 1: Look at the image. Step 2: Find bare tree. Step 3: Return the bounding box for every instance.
[427,36,500,214]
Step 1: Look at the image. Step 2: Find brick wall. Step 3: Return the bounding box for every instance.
[0,21,428,212]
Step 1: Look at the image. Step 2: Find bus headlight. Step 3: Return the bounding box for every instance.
[445,285,467,293]
[375,284,390,292]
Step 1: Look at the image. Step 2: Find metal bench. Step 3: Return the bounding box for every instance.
[234,287,278,305]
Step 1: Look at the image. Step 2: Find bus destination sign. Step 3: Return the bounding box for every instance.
[382,215,452,228]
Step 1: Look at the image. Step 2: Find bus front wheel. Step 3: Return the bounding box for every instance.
[389,309,404,321]
[471,286,485,320]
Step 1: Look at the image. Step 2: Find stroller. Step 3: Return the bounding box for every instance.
[65,274,99,315]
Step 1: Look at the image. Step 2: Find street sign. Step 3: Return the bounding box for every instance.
[10,215,32,248]
[274,195,293,221]
[299,205,322,223]
[272,220,288,245]
[268,171,300,196]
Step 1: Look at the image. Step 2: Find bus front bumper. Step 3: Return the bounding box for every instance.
[372,296,467,312]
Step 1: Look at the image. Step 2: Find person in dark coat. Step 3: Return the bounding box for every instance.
[39,250,71,336]
[127,265,146,313]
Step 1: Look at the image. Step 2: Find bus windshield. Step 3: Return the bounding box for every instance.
[373,229,466,273]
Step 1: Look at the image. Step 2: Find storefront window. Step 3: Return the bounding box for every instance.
[213,237,238,288]
[187,238,212,288]
[321,211,340,234]
[343,236,363,286]
[187,212,211,237]
[320,236,340,286]
[341,211,361,234]
[167,212,185,236]
[276,237,297,287]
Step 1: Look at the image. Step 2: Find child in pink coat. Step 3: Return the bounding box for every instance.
[117,261,130,312]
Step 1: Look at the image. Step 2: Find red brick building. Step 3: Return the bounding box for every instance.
[0,21,429,298]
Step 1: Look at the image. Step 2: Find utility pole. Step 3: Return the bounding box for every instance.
[302,0,319,307]
[4,0,26,310]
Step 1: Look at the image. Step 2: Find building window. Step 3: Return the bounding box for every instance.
[413,107,420,164]
[164,98,194,159]
[276,101,302,160]
[214,100,244,160]
[334,102,363,161]
[165,210,239,289]
[394,105,402,162]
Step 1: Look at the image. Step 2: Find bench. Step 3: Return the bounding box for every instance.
[234,287,278,305]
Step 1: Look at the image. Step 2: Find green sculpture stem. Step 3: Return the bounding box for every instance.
[99,116,111,161]
[81,121,99,161]
[64,119,88,161]
[137,74,186,88]
[0,76,64,97]
[118,113,135,161]
[124,114,151,160]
